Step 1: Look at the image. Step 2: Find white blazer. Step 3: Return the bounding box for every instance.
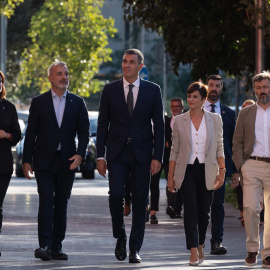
[169,109,224,190]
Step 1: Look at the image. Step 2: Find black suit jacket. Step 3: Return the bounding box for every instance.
[23,90,89,172]
[0,99,21,173]
[220,104,237,177]
[163,115,172,166]
[96,78,164,164]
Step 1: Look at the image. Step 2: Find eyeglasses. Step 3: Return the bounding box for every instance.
[171,106,183,108]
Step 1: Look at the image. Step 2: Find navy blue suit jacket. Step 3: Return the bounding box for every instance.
[96,78,164,164]
[23,90,90,172]
[220,104,237,177]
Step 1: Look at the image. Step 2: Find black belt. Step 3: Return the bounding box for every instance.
[249,156,270,163]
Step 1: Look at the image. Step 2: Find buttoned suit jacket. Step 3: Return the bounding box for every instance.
[96,78,164,164]
[232,104,257,183]
[169,109,224,190]
[23,90,90,172]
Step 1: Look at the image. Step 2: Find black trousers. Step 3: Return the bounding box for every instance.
[164,164,183,214]
[181,159,213,249]
[107,144,151,252]
[0,172,12,231]
[35,151,75,250]
[210,178,226,244]
[150,168,161,211]
[125,174,132,205]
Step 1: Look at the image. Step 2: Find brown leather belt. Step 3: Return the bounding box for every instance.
[249,156,270,163]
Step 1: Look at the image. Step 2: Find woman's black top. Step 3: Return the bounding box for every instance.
[0,99,21,173]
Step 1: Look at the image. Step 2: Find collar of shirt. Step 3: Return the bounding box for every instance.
[123,77,140,105]
[51,89,67,100]
[256,102,270,112]
[204,100,221,113]
[123,77,140,88]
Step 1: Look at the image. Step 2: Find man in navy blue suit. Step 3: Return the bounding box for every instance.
[204,74,239,255]
[22,61,89,261]
[96,49,164,263]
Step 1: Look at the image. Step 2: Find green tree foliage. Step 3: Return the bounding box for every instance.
[6,0,45,101]
[19,0,117,97]
[123,0,270,79]
[0,0,24,18]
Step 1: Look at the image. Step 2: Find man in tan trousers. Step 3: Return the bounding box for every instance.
[233,71,270,268]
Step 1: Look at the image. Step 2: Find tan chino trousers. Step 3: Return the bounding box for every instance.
[242,159,270,259]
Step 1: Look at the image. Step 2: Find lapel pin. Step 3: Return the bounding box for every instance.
[2,107,5,109]
[222,111,225,114]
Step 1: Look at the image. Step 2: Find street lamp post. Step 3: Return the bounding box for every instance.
[255,0,264,74]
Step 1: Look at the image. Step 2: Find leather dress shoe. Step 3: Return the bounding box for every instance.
[34,246,52,261]
[210,241,227,255]
[150,215,158,224]
[166,206,176,219]
[129,251,141,263]
[115,237,127,261]
[262,255,270,268]
[51,249,68,260]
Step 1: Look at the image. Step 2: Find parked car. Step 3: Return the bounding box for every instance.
[14,111,98,179]
[78,111,98,179]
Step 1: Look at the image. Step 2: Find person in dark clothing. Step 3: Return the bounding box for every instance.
[205,75,239,255]
[0,71,21,248]
[22,61,89,261]
[164,97,184,220]
[96,49,164,263]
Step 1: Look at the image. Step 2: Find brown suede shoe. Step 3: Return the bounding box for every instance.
[245,251,258,266]
[262,256,270,268]
[124,203,131,216]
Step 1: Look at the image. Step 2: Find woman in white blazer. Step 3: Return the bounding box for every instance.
[168,82,225,266]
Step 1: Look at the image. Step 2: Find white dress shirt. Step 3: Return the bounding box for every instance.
[123,77,140,108]
[204,100,221,115]
[171,115,175,130]
[251,103,270,157]
[188,115,207,164]
[51,89,67,149]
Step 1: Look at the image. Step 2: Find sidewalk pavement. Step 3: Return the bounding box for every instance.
[0,172,264,270]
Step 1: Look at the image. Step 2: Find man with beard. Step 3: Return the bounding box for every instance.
[204,75,239,255]
[23,61,90,261]
[233,71,270,268]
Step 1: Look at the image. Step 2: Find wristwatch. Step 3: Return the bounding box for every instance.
[219,167,226,173]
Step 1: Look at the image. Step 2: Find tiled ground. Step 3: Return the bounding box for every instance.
[0,172,264,269]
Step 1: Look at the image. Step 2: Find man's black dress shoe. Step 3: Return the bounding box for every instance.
[210,241,227,255]
[166,206,176,218]
[129,251,141,263]
[115,237,127,261]
[150,215,158,224]
[51,249,68,260]
[34,246,52,261]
